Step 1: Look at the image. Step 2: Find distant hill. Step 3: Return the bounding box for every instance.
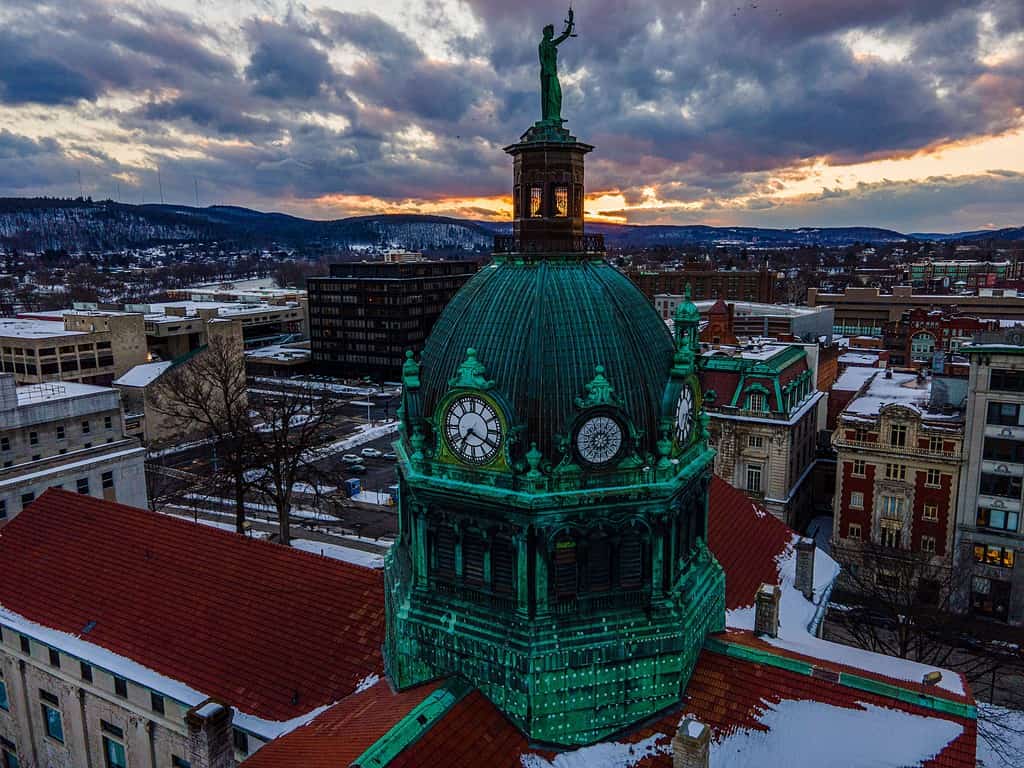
[909,227,1024,242]
[0,197,1019,252]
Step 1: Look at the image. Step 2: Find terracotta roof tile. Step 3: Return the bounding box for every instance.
[0,489,386,722]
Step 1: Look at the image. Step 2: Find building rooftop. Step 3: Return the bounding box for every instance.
[14,380,114,406]
[832,366,880,393]
[113,361,173,388]
[0,317,87,339]
[841,371,963,424]
[690,300,826,317]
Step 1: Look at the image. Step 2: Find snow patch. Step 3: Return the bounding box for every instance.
[520,733,669,768]
[290,539,385,569]
[355,673,380,694]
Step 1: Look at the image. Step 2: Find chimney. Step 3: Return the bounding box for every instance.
[185,699,237,768]
[794,537,816,601]
[0,374,17,412]
[672,717,710,768]
[754,583,781,638]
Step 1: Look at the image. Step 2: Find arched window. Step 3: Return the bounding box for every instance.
[553,537,578,598]
[491,536,515,595]
[588,536,611,592]
[747,391,768,412]
[434,526,455,579]
[463,530,485,586]
[619,534,643,590]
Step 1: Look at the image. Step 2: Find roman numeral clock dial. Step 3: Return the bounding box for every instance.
[443,395,503,465]
[676,384,695,444]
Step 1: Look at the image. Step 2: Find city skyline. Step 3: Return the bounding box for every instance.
[1,0,1023,232]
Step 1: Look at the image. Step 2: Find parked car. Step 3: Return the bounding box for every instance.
[361,448,383,459]
[349,464,368,475]
[383,452,398,461]
[342,454,361,463]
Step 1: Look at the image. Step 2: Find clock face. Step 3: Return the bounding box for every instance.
[443,395,502,465]
[576,415,624,466]
[676,385,695,444]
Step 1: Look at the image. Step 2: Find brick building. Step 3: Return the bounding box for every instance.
[629,266,775,303]
[831,370,965,594]
[882,308,997,369]
[699,342,823,527]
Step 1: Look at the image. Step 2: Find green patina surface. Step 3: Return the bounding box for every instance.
[351,677,473,768]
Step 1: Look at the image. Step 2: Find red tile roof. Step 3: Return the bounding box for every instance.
[378,645,975,768]
[241,678,441,768]
[707,475,792,609]
[0,489,386,722]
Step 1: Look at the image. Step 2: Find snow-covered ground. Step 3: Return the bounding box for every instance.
[977,703,1024,768]
[352,490,392,505]
[311,421,399,459]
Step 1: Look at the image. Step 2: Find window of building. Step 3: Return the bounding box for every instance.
[150,693,164,716]
[973,544,1016,569]
[0,678,8,711]
[588,537,612,592]
[172,758,191,768]
[40,694,63,743]
[747,392,767,412]
[987,401,1020,426]
[990,368,1024,393]
[619,535,643,590]
[104,416,112,430]
[748,435,764,448]
[848,523,862,541]
[102,472,114,490]
[433,527,455,579]
[0,437,8,452]
[854,428,870,443]
[233,730,249,755]
[114,677,127,698]
[882,524,901,549]
[885,463,906,481]
[921,536,936,554]
[881,495,903,519]
[553,538,578,597]
[529,186,543,217]
[928,436,943,453]
[20,493,34,509]
[462,531,484,587]
[553,186,569,217]
[81,420,90,434]
[925,468,942,488]
[979,472,1022,499]
[745,464,762,493]
[923,502,939,522]
[102,732,126,768]
[48,648,59,668]
[876,570,900,589]
[852,459,866,477]
[0,500,6,521]
[889,424,907,448]
[1,741,17,768]
[77,478,90,495]
[28,431,38,446]
[19,636,29,654]
[976,507,1020,532]
[80,662,93,683]
[490,537,515,595]
[849,491,864,509]
[56,425,65,440]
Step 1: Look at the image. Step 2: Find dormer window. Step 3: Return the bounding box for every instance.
[747,392,767,412]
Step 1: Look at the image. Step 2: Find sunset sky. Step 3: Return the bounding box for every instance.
[1,0,1022,232]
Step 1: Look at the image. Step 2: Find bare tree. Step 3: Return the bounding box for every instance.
[828,542,1024,765]
[149,336,253,533]
[245,384,344,545]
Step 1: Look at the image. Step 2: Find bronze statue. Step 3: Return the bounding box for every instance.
[539,7,575,123]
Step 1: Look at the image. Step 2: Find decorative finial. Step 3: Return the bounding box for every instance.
[575,364,621,408]
[448,347,495,390]
[402,349,420,391]
[525,442,544,480]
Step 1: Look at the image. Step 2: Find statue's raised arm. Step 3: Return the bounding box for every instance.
[538,8,576,124]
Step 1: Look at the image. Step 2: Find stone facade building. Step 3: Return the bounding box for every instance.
[957,333,1024,624]
[699,342,822,527]
[831,370,965,595]
[0,374,146,524]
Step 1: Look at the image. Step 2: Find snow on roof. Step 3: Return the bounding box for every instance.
[113,361,173,388]
[14,380,114,405]
[244,344,311,362]
[832,367,879,392]
[0,318,86,339]
[843,372,963,423]
[140,301,301,323]
[838,352,881,365]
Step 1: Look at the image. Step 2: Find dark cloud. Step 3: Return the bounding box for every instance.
[244,20,335,100]
[0,0,1022,230]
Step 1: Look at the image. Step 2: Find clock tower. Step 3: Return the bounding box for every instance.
[383,25,724,748]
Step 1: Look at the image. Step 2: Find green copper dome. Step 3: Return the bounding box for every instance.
[418,257,675,462]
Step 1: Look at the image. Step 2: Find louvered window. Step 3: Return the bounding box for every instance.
[463,532,485,586]
[619,536,643,589]
[492,537,515,594]
[589,538,611,592]
[435,527,455,579]
[554,539,578,597]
